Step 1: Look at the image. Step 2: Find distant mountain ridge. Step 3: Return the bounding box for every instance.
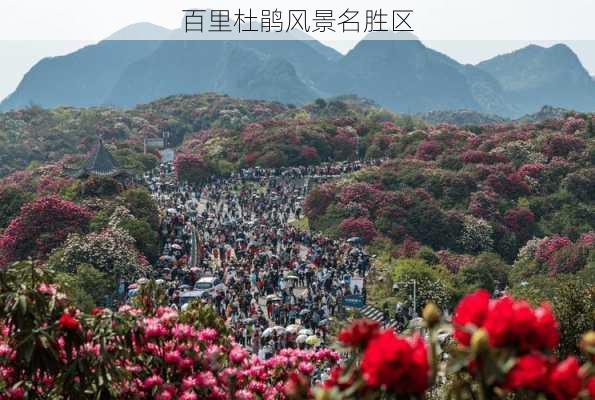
[2,23,595,118]
[477,44,595,116]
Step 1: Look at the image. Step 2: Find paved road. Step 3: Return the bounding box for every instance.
[159,149,175,163]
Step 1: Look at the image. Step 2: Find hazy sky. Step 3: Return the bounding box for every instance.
[2,0,595,100]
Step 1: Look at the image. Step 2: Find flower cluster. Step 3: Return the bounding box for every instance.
[60,226,147,281]
[451,290,594,399]
[0,195,93,267]
[453,289,559,351]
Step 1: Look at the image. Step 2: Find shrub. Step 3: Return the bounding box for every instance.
[0,196,93,266]
[391,258,456,312]
[339,217,378,244]
[119,187,160,229]
[458,215,494,254]
[304,183,336,220]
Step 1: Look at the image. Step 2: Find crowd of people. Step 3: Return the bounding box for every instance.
[141,160,383,359]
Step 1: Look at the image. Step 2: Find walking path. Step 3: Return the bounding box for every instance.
[141,157,397,358]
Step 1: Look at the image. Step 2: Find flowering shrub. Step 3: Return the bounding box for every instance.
[0,261,339,399]
[514,233,594,276]
[0,196,93,267]
[174,153,214,184]
[60,226,147,282]
[504,207,535,242]
[448,289,595,400]
[300,145,320,163]
[303,183,336,221]
[339,217,378,244]
[544,134,585,158]
[415,140,443,161]
[338,183,384,214]
[458,215,494,253]
[562,117,587,135]
[0,261,594,400]
[535,235,573,266]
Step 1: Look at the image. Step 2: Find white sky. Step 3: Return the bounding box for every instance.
[2,0,595,100]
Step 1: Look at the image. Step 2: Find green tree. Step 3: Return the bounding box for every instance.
[55,263,116,311]
[0,186,27,230]
[119,187,160,229]
[391,258,456,312]
[455,252,509,295]
[118,217,160,262]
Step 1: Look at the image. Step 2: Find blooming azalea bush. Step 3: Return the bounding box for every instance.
[174,153,215,184]
[0,195,93,267]
[0,261,593,399]
[0,261,339,400]
[59,225,148,282]
[339,217,378,244]
[308,297,595,400]
[514,233,594,276]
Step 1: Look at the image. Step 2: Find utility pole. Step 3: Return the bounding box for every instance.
[393,279,418,317]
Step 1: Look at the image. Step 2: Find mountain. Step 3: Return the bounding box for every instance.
[477,44,595,116]
[0,23,168,110]
[104,40,325,107]
[2,24,595,117]
[321,37,478,113]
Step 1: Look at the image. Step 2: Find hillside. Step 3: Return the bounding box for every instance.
[0,93,593,399]
[0,93,419,178]
[418,109,509,126]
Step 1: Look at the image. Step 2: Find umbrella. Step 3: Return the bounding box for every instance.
[298,329,313,336]
[273,326,286,334]
[349,249,362,256]
[296,334,308,344]
[299,309,310,316]
[347,237,362,244]
[172,244,183,250]
[286,324,301,334]
[262,327,275,337]
[167,208,177,214]
[305,335,321,346]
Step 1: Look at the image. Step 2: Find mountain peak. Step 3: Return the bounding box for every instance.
[477,42,595,115]
[106,22,172,40]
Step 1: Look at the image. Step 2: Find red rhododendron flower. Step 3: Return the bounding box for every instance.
[338,319,381,348]
[586,377,595,399]
[547,357,583,400]
[504,353,549,391]
[90,307,105,316]
[322,366,355,391]
[484,297,559,352]
[453,289,490,346]
[361,330,429,395]
[533,304,560,350]
[58,313,80,331]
